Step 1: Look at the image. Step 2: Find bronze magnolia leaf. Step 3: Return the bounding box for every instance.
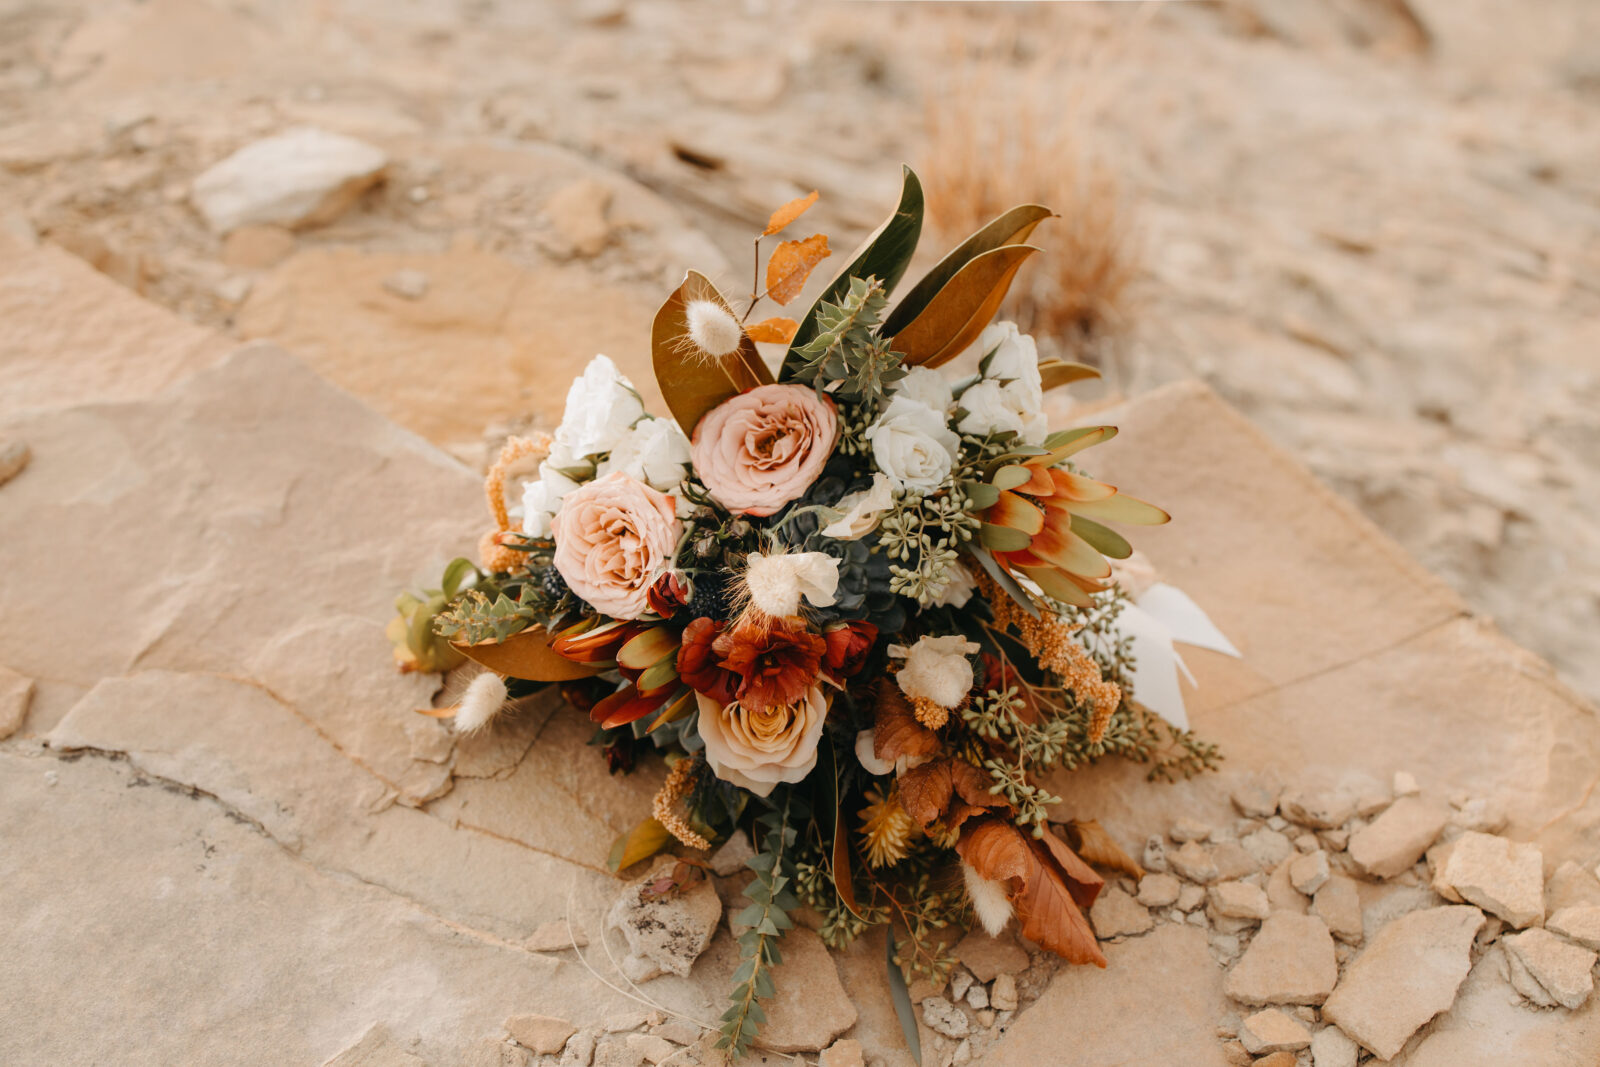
[765,234,831,306]
[608,817,673,872]
[882,204,1053,337]
[892,245,1040,368]
[1061,819,1144,881]
[955,816,1032,883]
[1038,359,1102,390]
[452,626,603,682]
[650,270,772,436]
[1017,835,1108,967]
[745,317,799,344]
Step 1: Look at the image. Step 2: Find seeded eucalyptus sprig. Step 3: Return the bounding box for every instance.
[788,276,906,407]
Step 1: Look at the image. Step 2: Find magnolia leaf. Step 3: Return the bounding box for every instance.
[763,190,819,236]
[1069,514,1133,560]
[883,204,1053,337]
[651,270,773,435]
[872,683,942,765]
[745,317,799,344]
[453,626,601,682]
[1038,359,1102,390]
[765,234,831,306]
[956,817,1033,883]
[885,931,924,1066]
[783,165,924,371]
[892,245,1039,368]
[833,806,863,920]
[1060,819,1144,881]
[609,817,673,873]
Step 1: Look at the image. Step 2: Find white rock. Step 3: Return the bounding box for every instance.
[948,969,974,1000]
[1168,841,1219,884]
[1347,797,1449,879]
[1170,817,1211,843]
[1449,796,1508,834]
[1392,771,1419,797]
[964,982,989,1010]
[605,856,721,980]
[190,127,387,233]
[1142,834,1168,873]
[1548,905,1600,950]
[1438,831,1544,928]
[1136,872,1181,908]
[1279,787,1357,830]
[1309,1025,1358,1067]
[1209,880,1271,920]
[1238,1008,1311,1054]
[920,997,970,1039]
[1321,905,1484,1060]
[990,973,1018,1012]
[1290,851,1331,895]
[1503,928,1597,1010]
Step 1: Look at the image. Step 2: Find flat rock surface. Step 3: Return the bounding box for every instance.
[1322,905,1484,1060]
[1225,913,1339,1006]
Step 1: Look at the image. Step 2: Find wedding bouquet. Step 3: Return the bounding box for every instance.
[392,169,1220,1057]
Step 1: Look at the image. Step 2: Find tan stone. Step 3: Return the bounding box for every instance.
[1548,905,1600,950]
[0,440,29,487]
[1503,928,1597,1010]
[1212,840,1260,881]
[1279,787,1357,831]
[221,224,296,269]
[1289,850,1331,895]
[0,665,33,740]
[525,920,588,952]
[818,1038,865,1067]
[1242,828,1294,869]
[1311,876,1363,944]
[1209,881,1271,921]
[506,1015,577,1055]
[1347,797,1450,878]
[1238,1008,1311,1054]
[607,856,721,981]
[190,126,388,233]
[1309,1025,1357,1067]
[1321,905,1484,1060]
[1090,885,1154,938]
[1224,913,1338,1006]
[321,1023,428,1065]
[1547,861,1600,914]
[1253,1054,1295,1067]
[952,930,1029,983]
[1438,832,1545,928]
[1266,860,1310,915]
[1137,872,1182,908]
[1169,840,1219,884]
[543,178,614,258]
[989,973,1018,1012]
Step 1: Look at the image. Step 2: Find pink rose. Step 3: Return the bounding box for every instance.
[551,470,681,620]
[690,384,837,516]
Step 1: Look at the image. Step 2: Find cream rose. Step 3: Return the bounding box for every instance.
[550,470,681,620]
[690,384,837,516]
[598,415,691,491]
[890,634,980,708]
[892,365,954,415]
[520,462,582,539]
[556,354,645,459]
[695,685,829,797]
[820,472,895,540]
[956,322,1048,445]
[863,395,960,493]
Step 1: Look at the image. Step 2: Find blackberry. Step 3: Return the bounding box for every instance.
[686,572,730,621]
[540,565,569,602]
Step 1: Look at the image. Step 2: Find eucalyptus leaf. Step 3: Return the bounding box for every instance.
[886,932,924,1066]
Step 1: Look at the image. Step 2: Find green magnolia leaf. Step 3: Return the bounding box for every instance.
[782,165,924,376]
[892,244,1041,368]
[886,931,924,1066]
[883,204,1053,337]
[440,557,477,599]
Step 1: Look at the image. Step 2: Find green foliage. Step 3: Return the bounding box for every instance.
[876,487,982,606]
[787,276,905,405]
[718,795,802,1057]
[432,581,553,645]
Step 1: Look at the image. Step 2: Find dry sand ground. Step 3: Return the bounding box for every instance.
[2,1,1600,1064]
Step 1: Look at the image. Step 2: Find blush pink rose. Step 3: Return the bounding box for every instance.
[551,470,681,620]
[690,384,837,516]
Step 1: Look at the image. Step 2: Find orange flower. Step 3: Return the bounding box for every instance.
[712,617,826,713]
[823,620,877,680]
[678,617,738,704]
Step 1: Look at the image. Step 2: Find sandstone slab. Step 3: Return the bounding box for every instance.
[1090,885,1154,938]
[1503,928,1597,1010]
[0,665,33,740]
[1169,840,1219,884]
[1238,1008,1311,1054]
[607,857,722,981]
[952,931,1029,983]
[1210,881,1271,921]
[1311,876,1363,944]
[1289,850,1331,895]
[1347,797,1450,878]
[1321,905,1484,1059]
[1309,1025,1358,1067]
[505,1015,577,1055]
[1225,913,1338,1006]
[1438,831,1544,928]
[1548,904,1600,950]
[191,126,388,233]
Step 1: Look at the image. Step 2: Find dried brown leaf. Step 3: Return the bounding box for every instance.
[1060,819,1143,881]
[745,317,799,344]
[897,760,952,829]
[1038,826,1106,911]
[873,683,941,765]
[955,816,1031,882]
[765,233,831,306]
[1016,836,1107,967]
[763,190,819,237]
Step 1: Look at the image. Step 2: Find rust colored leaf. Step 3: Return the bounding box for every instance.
[833,806,862,919]
[763,190,819,237]
[893,244,1039,368]
[896,760,953,829]
[948,759,1009,814]
[873,684,941,765]
[1061,819,1144,881]
[765,233,831,306]
[955,816,1031,883]
[1016,836,1107,967]
[745,317,799,344]
[1038,826,1107,910]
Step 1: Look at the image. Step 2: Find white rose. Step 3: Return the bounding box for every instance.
[555,354,645,458]
[892,365,954,415]
[890,634,980,708]
[956,380,1026,439]
[520,462,582,538]
[820,472,896,540]
[863,395,960,493]
[928,561,977,608]
[597,416,691,491]
[744,550,840,617]
[976,321,1042,404]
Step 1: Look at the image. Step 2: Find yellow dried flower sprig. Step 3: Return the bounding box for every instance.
[652,757,711,851]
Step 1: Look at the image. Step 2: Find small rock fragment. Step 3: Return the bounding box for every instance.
[1265,859,1310,916]
[1137,872,1181,908]
[1548,905,1600,950]
[1437,831,1544,928]
[1232,779,1280,818]
[0,440,30,487]
[990,972,1018,1011]
[1267,815,1288,831]
[1321,905,1484,1060]
[1254,1052,1296,1067]
[1311,876,1363,944]
[709,829,755,876]
[975,1009,995,1028]
[1225,913,1339,1005]
[952,930,1028,982]
[560,1027,598,1066]
[1309,1025,1358,1067]
[382,269,429,300]
[624,1035,675,1064]
[1547,861,1600,913]
[1242,828,1294,869]
[948,969,974,1001]
[190,126,388,233]
[1168,841,1219,884]
[1347,797,1449,879]
[1211,841,1260,882]
[1392,771,1419,797]
[920,997,970,1039]
[964,982,989,1010]
[1449,796,1508,834]
[1354,793,1391,818]
[1209,880,1271,920]
[1089,885,1154,938]
[650,1019,699,1046]
[606,856,722,980]
[1293,833,1319,854]
[1177,883,1207,912]
[819,1038,865,1067]
[1280,788,1357,830]
[505,1014,578,1055]
[1321,829,1349,852]
[590,1036,639,1067]
[1142,835,1168,873]
[1502,928,1597,1009]
[1170,817,1211,843]
[1238,1008,1311,1054]
[1290,851,1331,895]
